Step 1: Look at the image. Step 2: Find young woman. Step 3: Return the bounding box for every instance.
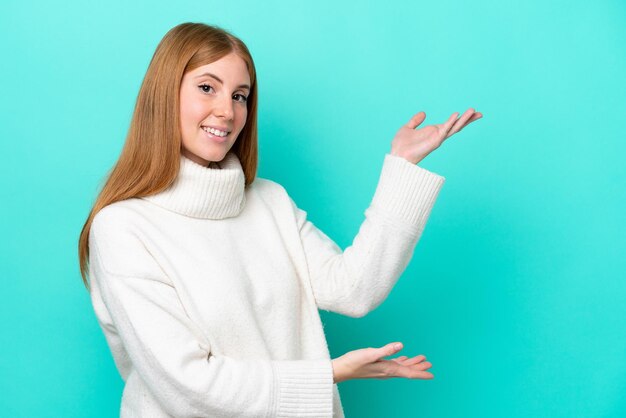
[78,22,482,418]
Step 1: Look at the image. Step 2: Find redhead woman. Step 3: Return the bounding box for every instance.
[78,22,482,418]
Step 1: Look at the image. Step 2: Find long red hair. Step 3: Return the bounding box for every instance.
[78,22,259,291]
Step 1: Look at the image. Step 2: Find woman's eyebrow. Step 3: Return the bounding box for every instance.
[195,72,250,91]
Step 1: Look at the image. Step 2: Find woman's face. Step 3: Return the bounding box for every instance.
[179,52,251,166]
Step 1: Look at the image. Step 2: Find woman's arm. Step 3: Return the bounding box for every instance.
[291,152,445,318]
[292,109,481,318]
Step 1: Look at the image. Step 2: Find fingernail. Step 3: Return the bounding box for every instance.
[394,343,402,350]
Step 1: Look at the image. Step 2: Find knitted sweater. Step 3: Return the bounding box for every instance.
[88,151,445,418]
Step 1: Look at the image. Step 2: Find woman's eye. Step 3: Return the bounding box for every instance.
[198,84,213,94]
[233,94,248,103]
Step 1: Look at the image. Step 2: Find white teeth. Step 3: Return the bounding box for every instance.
[202,126,228,137]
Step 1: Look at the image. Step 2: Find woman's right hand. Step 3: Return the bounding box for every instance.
[331,342,434,384]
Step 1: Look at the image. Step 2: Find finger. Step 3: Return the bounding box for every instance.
[440,112,460,137]
[394,363,434,379]
[412,371,434,379]
[405,111,426,130]
[402,355,427,366]
[446,111,460,126]
[448,108,480,137]
[446,108,473,135]
[413,361,432,371]
[455,112,483,134]
[393,355,424,366]
[378,342,403,360]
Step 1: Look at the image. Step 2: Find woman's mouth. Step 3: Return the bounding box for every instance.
[201,126,230,143]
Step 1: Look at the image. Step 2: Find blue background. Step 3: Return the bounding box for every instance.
[1,0,625,416]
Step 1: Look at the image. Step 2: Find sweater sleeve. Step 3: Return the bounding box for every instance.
[291,153,445,318]
[88,218,334,418]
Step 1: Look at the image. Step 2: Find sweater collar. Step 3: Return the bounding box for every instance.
[141,151,246,219]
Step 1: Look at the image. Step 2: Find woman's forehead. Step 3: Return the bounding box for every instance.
[186,59,250,88]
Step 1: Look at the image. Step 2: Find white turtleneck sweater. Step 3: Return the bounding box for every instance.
[88,151,445,418]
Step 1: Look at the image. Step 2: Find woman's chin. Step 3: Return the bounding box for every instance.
[182,147,227,166]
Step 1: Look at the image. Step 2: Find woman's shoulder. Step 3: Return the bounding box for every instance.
[247,177,302,217]
[248,177,290,200]
[92,198,146,230]
[89,199,167,280]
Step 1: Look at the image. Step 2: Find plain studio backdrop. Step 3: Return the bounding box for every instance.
[1,0,625,417]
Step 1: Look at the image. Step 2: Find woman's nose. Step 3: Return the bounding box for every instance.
[213,95,234,120]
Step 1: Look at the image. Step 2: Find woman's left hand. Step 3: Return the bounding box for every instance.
[390,108,483,165]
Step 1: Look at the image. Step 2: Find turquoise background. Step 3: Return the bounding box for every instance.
[1,0,625,416]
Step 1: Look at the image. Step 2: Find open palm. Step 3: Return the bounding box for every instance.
[332,342,434,383]
[390,108,483,165]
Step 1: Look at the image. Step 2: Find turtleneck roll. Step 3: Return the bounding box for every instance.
[142,152,246,219]
[87,151,445,417]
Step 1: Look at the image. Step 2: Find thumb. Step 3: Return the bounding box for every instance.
[405,112,426,129]
[377,342,403,359]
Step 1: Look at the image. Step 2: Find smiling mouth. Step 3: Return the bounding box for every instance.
[201,126,231,137]
[201,127,230,143]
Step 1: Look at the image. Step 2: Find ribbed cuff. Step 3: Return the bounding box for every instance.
[369,153,445,233]
[271,359,334,418]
